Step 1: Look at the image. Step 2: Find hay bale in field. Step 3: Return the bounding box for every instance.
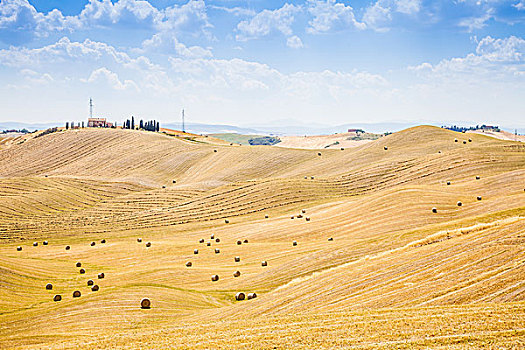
[211,275,219,282]
[53,295,61,302]
[137,238,142,242]
[199,239,204,243]
[43,241,48,245]
[310,176,314,179]
[206,242,211,246]
[454,138,458,142]
[297,214,303,218]
[211,234,215,239]
[261,261,267,267]
[291,216,295,219]
[79,268,86,274]
[432,207,438,213]
[457,201,462,206]
[73,290,81,298]
[141,298,151,309]
[328,237,333,241]
[463,140,467,144]
[173,180,177,183]
[447,181,451,185]
[98,273,105,279]
[65,245,70,250]
[90,241,96,246]
[235,256,240,262]
[233,271,241,277]
[301,209,306,214]
[235,292,245,301]
[384,146,388,150]
[17,246,22,251]
[33,242,38,246]
[225,219,230,224]
[215,238,220,243]
[341,147,345,150]
[87,279,94,286]
[265,214,269,219]
[186,261,192,267]
[91,285,99,292]
[45,283,53,290]
[477,196,482,201]
[146,242,151,247]
[101,239,106,244]
[293,241,297,246]
[237,240,242,245]
[305,217,310,221]
[304,176,308,179]
[215,248,220,254]
[194,249,199,254]
[243,239,248,243]
[247,292,257,300]
[476,176,480,180]
[162,185,166,188]
[214,149,218,153]
[317,152,321,156]
[76,262,82,267]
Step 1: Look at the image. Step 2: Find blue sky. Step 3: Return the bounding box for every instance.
[0,0,524,128]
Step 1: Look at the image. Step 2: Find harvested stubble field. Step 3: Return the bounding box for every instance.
[0,125,524,349]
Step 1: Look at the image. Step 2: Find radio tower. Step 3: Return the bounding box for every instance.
[89,98,93,119]
[182,109,185,133]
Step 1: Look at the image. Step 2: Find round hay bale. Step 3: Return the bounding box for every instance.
[291,216,295,219]
[141,298,151,309]
[468,138,472,142]
[457,201,462,206]
[194,249,199,254]
[33,242,38,247]
[162,185,166,188]
[87,279,94,286]
[301,209,306,214]
[79,268,85,274]
[328,237,333,241]
[438,150,442,153]
[447,181,451,185]
[65,245,70,250]
[173,180,177,183]
[101,239,106,244]
[297,214,303,219]
[225,219,230,224]
[234,256,240,262]
[43,241,48,245]
[45,283,53,290]
[476,176,480,180]
[293,241,297,246]
[265,214,269,219]
[261,261,267,267]
[90,241,96,246]
[454,138,458,142]
[214,149,218,153]
[215,238,220,243]
[211,275,219,282]
[235,292,245,301]
[341,147,345,150]
[73,290,81,298]
[432,207,438,213]
[215,248,220,254]
[98,273,105,279]
[17,246,22,251]
[463,140,467,144]
[199,239,204,243]
[211,234,215,239]
[76,262,82,267]
[230,143,233,146]
[53,295,62,302]
[304,176,308,179]
[137,238,142,243]
[477,196,482,201]
[384,146,388,150]
[146,242,151,247]
[305,217,310,221]
[317,152,321,156]
[247,292,257,300]
[206,242,211,246]
[237,240,242,245]
[186,261,192,267]
[91,285,99,292]
[233,271,241,277]
[311,176,314,180]
[243,239,248,243]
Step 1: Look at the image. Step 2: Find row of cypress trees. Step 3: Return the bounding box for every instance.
[122,116,160,132]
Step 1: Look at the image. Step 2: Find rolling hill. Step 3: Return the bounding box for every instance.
[0,125,524,349]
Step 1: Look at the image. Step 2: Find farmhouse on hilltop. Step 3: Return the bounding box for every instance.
[88,118,113,128]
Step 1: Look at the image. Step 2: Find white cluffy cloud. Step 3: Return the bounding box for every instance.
[306,0,365,34]
[286,35,304,49]
[236,3,302,41]
[82,67,139,91]
[363,0,422,31]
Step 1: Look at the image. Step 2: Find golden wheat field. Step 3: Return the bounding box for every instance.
[1,125,524,349]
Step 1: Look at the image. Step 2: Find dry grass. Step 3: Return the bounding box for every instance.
[0,125,524,348]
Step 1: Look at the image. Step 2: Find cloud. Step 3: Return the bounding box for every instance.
[515,0,525,10]
[306,0,365,34]
[286,35,304,49]
[236,3,302,41]
[458,8,493,31]
[209,5,256,17]
[141,32,212,58]
[363,0,422,31]
[82,67,139,91]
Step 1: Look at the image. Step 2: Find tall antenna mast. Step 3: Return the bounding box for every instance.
[182,108,185,133]
[89,98,93,119]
